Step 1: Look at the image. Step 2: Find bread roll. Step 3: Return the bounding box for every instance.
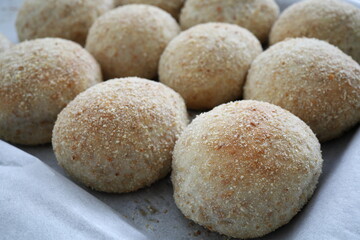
[244,38,360,141]
[0,38,102,145]
[270,0,360,63]
[53,77,188,193]
[86,4,180,80]
[16,0,114,45]
[180,0,279,43]
[172,100,323,238]
[159,23,262,110]
[115,0,184,20]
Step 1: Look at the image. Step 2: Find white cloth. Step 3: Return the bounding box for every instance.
[0,141,148,240]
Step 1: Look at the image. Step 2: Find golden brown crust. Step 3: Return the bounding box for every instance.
[0,38,102,145]
[86,4,180,80]
[180,0,279,43]
[52,77,189,193]
[172,100,323,239]
[16,0,114,46]
[244,38,360,142]
[270,0,360,63]
[159,23,262,110]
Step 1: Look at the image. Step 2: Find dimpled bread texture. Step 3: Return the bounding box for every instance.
[270,0,360,63]
[115,0,184,20]
[244,38,360,142]
[172,100,323,239]
[180,0,279,43]
[0,33,12,53]
[85,4,180,80]
[52,78,189,193]
[0,38,102,145]
[159,23,262,110]
[16,0,114,46]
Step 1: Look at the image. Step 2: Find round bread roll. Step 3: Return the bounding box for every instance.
[244,38,360,142]
[16,0,114,46]
[115,0,184,20]
[172,100,323,239]
[180,0,279,43]
[270,0,360,63]
[52,78,188,193]
[0,38,102,145]
[0,33,12,53]
[86,4,180,80]
[159,23,262,110]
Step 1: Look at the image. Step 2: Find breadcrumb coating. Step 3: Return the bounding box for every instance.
[16,0,114,46]
[53,77,189,193]
[180,0,279,43]
[0,38,102,145]
[115,0,184,20]
[159,23,262,110]
[270,0,360,63]
[86,4,180,80]
[244,38,360,142]
[172,100,323,239]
